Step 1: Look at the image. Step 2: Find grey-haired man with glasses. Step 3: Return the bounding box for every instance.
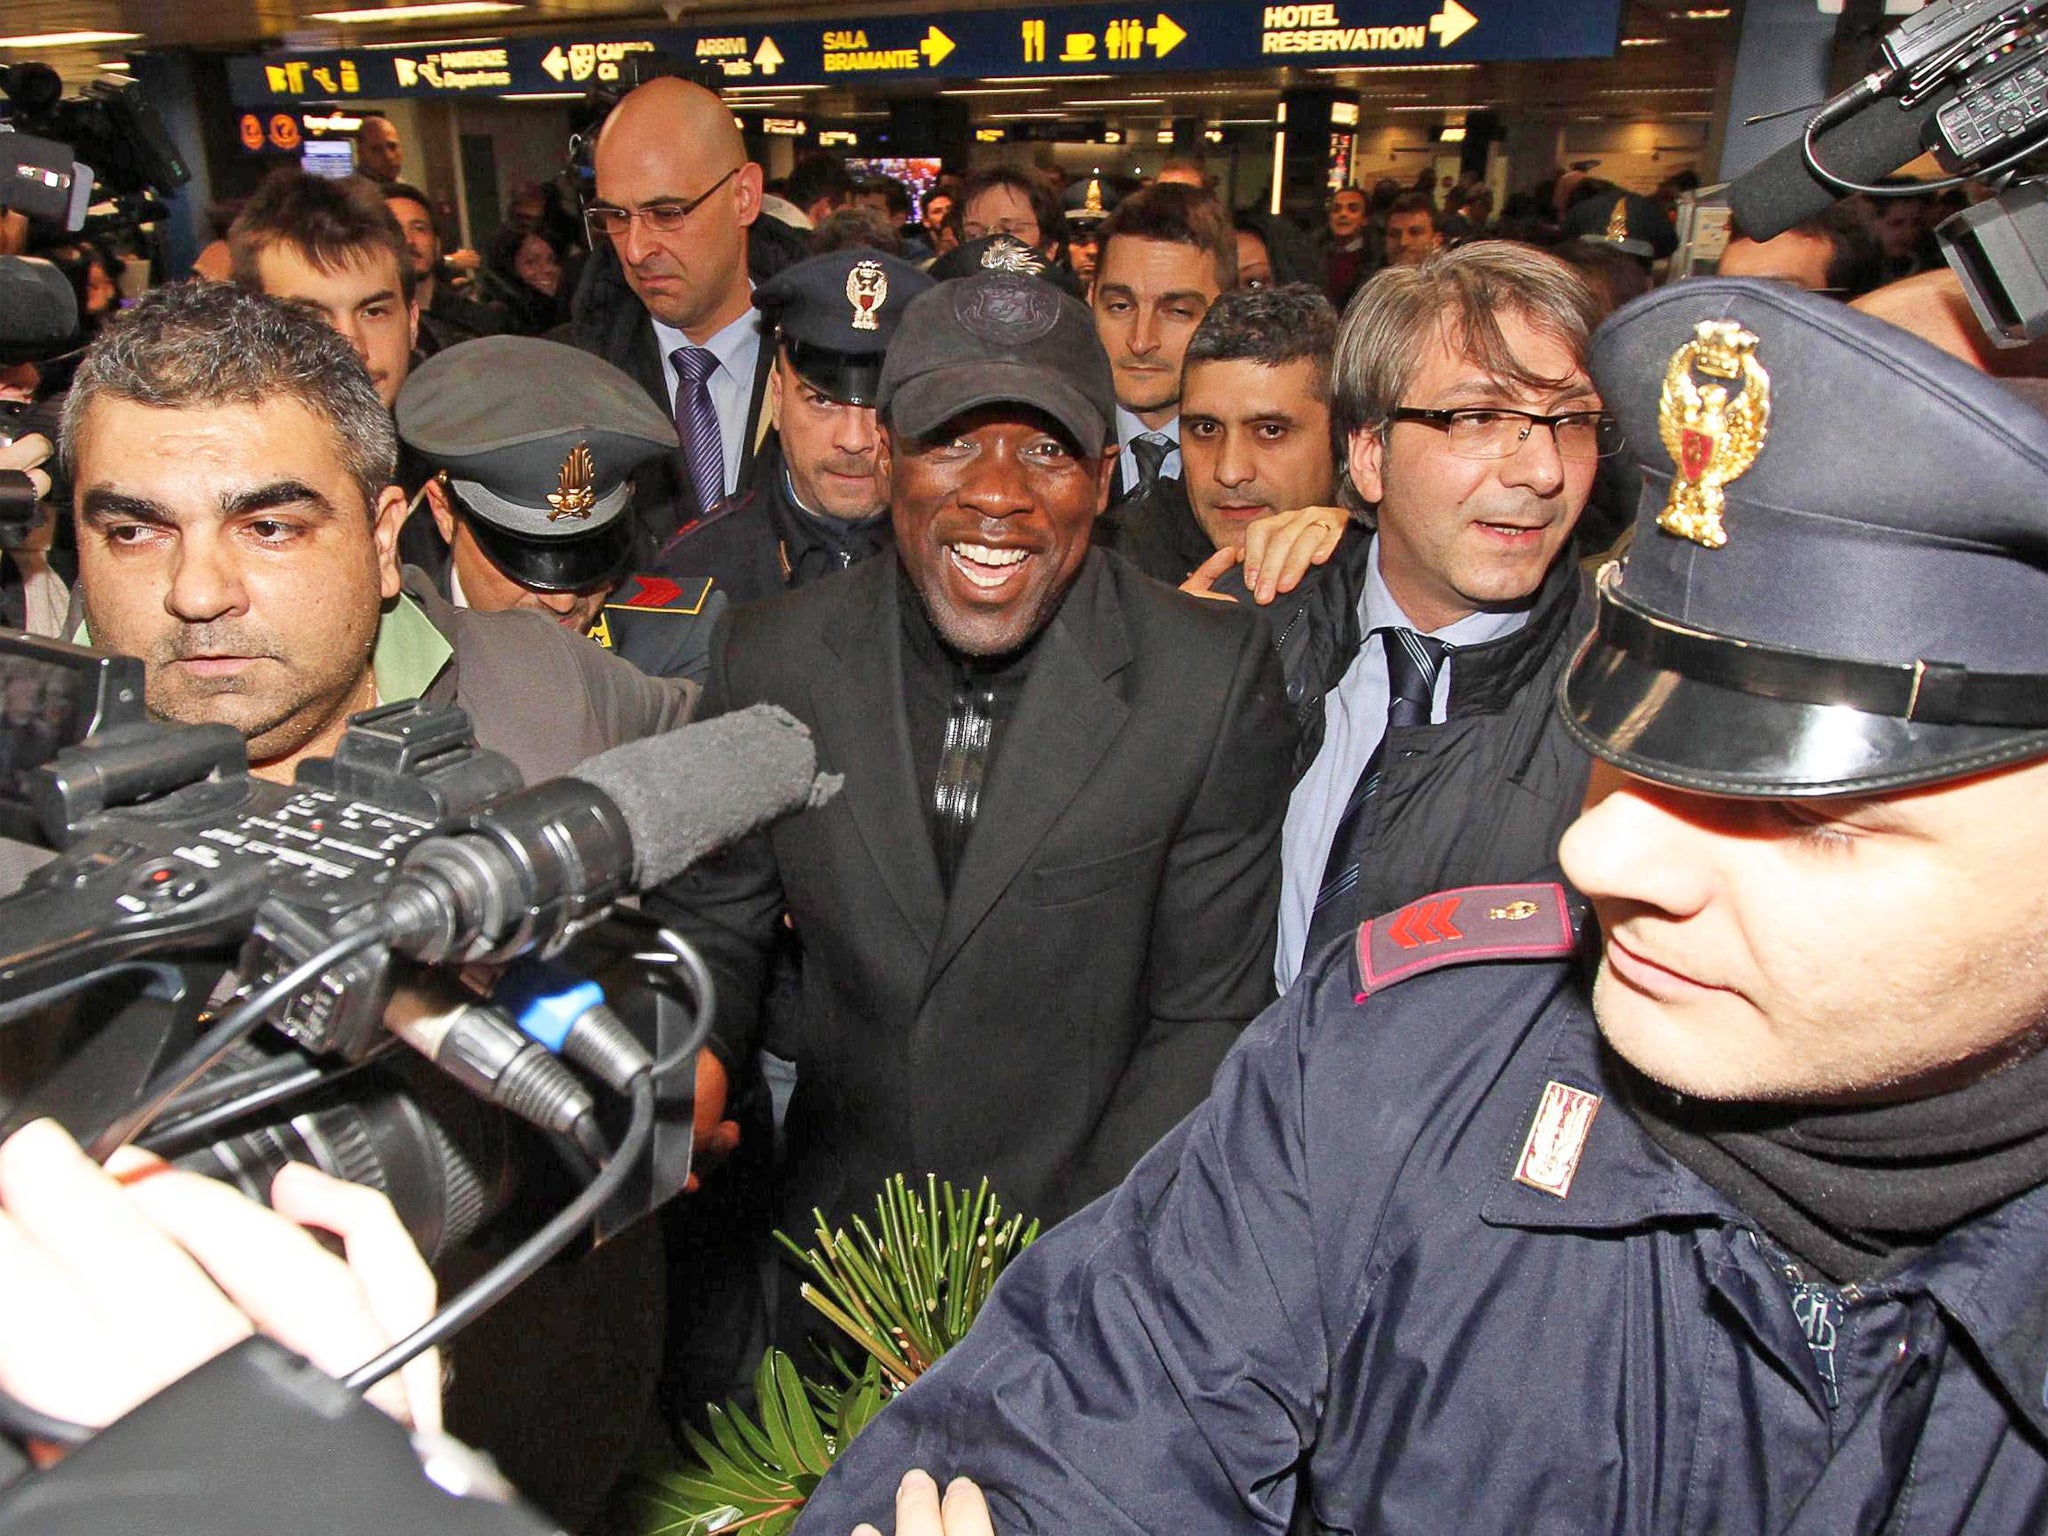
[571,77,779,551]
[1267,241,1616,989]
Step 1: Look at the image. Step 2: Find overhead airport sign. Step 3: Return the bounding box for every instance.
[227,0,1616,103]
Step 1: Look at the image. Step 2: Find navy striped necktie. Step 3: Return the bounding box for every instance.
[671,345,725,514]
[1303,627,1449,963]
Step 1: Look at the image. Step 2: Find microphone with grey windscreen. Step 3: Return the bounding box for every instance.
[0,257,79,363]
[572,702,840,887]
[1724,89,1950,242]
[384,704,839,964]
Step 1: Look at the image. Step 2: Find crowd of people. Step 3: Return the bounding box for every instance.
[2,69,2048,1536]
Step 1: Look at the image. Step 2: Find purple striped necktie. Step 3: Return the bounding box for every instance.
[671,345,725,513]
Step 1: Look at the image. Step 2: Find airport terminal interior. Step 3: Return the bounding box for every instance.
[4,0,1806,279]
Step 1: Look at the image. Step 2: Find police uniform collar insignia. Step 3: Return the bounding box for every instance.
[1656,319,1770,550]
[547,441,598,521]
[846,259,888,332]
[1513,1080,1602,1199]
[1353,882,1575,1001]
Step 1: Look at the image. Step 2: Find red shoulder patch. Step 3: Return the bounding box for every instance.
[620,575,683,608]
[609,575,713,614]
[1355,882,1574,1001]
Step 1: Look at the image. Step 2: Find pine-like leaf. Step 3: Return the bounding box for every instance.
[637,1178,1040,1535]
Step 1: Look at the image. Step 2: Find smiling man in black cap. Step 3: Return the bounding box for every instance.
[647,271,1293,1335]
[655,249,933,606]
[791,278,2048,1536]
[398,335,725,682]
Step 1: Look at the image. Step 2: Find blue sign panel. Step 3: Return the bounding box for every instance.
[226,0,1619,104]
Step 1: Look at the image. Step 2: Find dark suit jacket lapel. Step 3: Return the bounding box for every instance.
[814,558,946,953]
[633,316,669,411]
[738,336,774,495]
[928,553,1132,985]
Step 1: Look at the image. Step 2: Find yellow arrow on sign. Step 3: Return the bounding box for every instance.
[1429,0,1478,47]
[921,25,956,66]
[754,36,784,73]
[1147,12,1187,56]
[541,45,569,80]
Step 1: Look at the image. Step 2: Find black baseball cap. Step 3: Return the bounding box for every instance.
[1561,278,2048,796]
[878,272,1116,452]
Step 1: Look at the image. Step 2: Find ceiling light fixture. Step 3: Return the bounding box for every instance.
[358,34,504,48]
[501,91,581,101]
[307,3,522,25]
[0,31,144,48]
[1620,36,1670,45]
[1309,62,1478,73]
[938,87,1051,96]
[978,74,1112,84]
[725,82,826,91]
[1064,97,1165,107]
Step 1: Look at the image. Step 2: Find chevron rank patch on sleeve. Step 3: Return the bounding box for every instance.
[1355,882,1576,1001]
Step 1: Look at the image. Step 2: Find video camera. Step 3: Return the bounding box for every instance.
[1727,0,2048,344]
[0,62,189,235]
[0,625,827,1449]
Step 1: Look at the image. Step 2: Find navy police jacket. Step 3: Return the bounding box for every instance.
[794,884,2048,1534]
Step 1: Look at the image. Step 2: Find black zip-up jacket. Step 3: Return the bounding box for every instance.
[1218,532,1596,922]
[652,437,893,606]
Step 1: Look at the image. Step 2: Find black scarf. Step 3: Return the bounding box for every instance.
[1614,1041,2048,1284]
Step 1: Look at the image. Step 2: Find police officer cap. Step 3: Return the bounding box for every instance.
[397,337,674,594]
[928,234,1086,298]
[754,250,934,408]
[1064,176,1119,229]
[1561,278,2048,797]
[1564,189,1677,262]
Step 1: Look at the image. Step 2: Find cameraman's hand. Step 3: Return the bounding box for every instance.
[852,1470,997,1536]
[0,432,54,503]
[0,1119,441,1442]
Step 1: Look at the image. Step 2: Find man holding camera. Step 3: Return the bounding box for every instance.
[40,280,691,1527]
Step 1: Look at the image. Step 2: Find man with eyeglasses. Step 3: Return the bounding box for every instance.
[1247,242,1612,991]
[571,77,779,554]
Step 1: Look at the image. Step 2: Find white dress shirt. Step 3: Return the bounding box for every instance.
[652,304,763,501]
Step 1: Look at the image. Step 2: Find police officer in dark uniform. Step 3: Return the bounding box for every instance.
[792,280,2048,1535]
[397,335,726,682]
[653,250,933,604]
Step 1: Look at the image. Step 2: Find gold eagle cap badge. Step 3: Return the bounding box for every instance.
[547,441,599,521]
[1603,196,1629,245]
[846,259,888,331]
[1656,319,1770,549]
